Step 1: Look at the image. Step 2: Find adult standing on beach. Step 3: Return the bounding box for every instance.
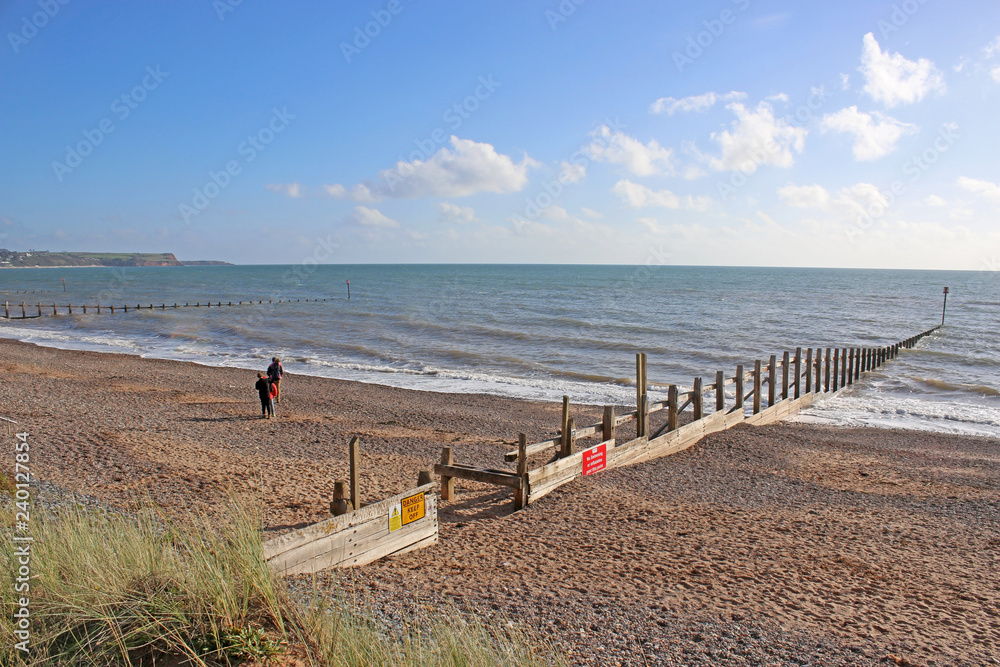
[255,372,274,419]
[268,357,284,403]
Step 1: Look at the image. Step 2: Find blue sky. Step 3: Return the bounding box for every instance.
[2,0,999,269]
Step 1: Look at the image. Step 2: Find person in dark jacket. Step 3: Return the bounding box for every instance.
[255,372,273,419]
[267,357,284,403]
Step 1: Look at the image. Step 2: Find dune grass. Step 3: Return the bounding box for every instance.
[0,498,562,666]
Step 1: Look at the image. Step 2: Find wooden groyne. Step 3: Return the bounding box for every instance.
[442,326,941,511]
[2,297,333,320]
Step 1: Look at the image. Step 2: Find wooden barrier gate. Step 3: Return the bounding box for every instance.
[263,482,438,574]
[445,326,943,510]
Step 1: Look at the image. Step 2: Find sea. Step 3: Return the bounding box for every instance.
[1,264,998,437]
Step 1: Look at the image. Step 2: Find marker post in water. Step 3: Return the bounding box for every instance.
[62,277,66,292]
[346,279,351,300]
[942,286,949,326]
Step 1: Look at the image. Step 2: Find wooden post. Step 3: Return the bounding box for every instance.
[560,395,570,458]
[715,370,725,412]
[735,364,744,413]
[824,348,831,392]
[67,304,72,315]
[804,348,813,393]
[782,351,790,400]
[843,348,849,385]
[348,436,360,512]
[82,304,86,314]
[124,304,128,313]
[813,347,823,394]
[692,378,703,420]
[767,355,776,407]
[514,433,528,510]
[832,348,840,391]
[562,417,575,457]
[602,405,615,442]
[752,360,761,414]
[636,353,648,438]
[331,481,351,516]
[667,385,678,431]
[52,304,57,315]
[793,348,801,399]
[417,469,432,487]
[3,302,7,318]
[440,447,455,501]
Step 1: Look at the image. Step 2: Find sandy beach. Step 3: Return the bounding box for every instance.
[2,337,998,666]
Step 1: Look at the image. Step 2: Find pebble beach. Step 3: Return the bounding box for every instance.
[3,337,998,666]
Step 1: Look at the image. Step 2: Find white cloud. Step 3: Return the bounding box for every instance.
[705,101,807,172]
[766,93,789,103]
[612,179,711,211]
[438,201,476,223]
[820,106,917,161]
[325,137,535,201]
[957,176,1000,201]
[587,126,675,176]
[559,160,586,184]
[992,65,1000,83]
[580,207,603,219]
[649,91,745,115]
[324,183,375,202]
[682,165,707,180]
[347,206,398,228]
[840,73,850,90]
[778,184,830,208]
[859,32,945,107]
[777,182,889,218]
[985,35,1000,58]
[923,195,947,207]
[265,183,302,198]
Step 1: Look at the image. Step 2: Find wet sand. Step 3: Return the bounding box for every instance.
[2,337,998,666]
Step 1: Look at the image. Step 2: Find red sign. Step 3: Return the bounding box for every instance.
[582,442,607,476]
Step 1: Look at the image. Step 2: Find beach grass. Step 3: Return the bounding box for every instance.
[0,497,561,666]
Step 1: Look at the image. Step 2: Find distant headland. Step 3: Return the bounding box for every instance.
[0,250,232,268]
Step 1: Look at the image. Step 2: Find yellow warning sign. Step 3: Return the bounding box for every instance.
[388,502,402,532]
[401,492,425,526]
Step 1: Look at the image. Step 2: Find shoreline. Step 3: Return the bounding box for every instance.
[3,325,996,439]
[4,337,999,665]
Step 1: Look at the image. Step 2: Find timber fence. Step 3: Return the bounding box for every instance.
[439,326,941,511]
[2,297,333,319]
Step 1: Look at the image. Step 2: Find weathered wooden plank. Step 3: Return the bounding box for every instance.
[263,483,437,574]
[692,377,703,420]
[434,464,522,489]
[514,433,528,510]
[716,370,725,412]
[440,447,455,500]
[753,360,762,414]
